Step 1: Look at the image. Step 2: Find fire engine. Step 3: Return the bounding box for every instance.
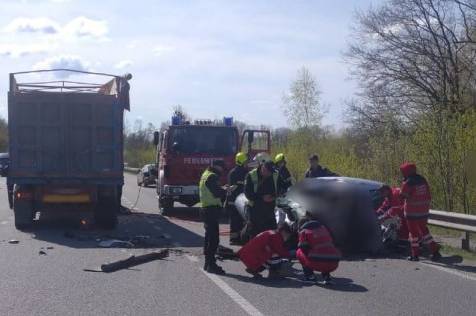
[153,116,270,215]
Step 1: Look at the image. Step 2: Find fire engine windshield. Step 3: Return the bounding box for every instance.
[169,126,238,155]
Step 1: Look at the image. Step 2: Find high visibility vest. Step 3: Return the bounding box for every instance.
[199,169,222,208]
[247,168,279,206]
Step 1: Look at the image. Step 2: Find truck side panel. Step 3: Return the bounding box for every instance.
[8,92,123,183]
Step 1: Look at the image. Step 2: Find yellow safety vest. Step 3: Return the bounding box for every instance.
[199,169,222,208]
[246,168,279,206]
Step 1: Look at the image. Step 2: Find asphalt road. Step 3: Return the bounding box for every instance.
[0,173,475,316]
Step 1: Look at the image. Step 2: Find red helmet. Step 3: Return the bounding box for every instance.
[400,162,417,178]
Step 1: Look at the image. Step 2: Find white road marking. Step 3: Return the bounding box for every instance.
[183,255,263,316]
[420,262,476,282]
[200,268,264,316]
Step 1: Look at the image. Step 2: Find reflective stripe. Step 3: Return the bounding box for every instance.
[308,253,341,261]
[199,170,222,208]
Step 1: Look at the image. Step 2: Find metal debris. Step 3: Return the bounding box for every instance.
[8,239,19,244]
[98,239,135,248]
[84,249,169,273]
[39,250,47,255]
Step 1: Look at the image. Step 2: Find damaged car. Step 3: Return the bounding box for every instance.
[235,177,386,254]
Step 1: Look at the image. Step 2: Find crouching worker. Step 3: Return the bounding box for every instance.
[238,223,293,279]
[296,217,341,284]
[377,186,409,245]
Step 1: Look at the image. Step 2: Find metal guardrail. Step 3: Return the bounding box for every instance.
[124,167,140,173]
[429,210,476,250]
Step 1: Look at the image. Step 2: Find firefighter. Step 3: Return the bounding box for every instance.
[199,159,227,274]
[244,153,283,237]
[400,163,441,261]
[376,186,409,243]
[237,223,293,279]
[227,152,248,244]
[304,154,338,178]
[274,153,294,194]
[296,217,341,284]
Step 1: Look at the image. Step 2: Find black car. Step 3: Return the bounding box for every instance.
[137,164,158,187]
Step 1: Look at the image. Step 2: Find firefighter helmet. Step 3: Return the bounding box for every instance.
[253,152,272,165]
[274,153,286,163]
[235,152,247,166]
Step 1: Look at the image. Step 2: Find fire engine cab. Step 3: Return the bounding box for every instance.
[153,116,270,215]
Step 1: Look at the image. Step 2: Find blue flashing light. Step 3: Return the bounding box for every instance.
[223,117,233,126]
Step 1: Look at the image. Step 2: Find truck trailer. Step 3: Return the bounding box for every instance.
[7,69,131,229]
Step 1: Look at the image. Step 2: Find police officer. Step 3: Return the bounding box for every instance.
[227,152,248,245]
[304,154,337,178]
[274,153,294,194]
[199,159,227,274]
[244,153,284,237]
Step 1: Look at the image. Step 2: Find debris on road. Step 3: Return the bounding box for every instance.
[46,246,54,250]
[39,250,47,255]
[84,249,169,273]
[216,245,238,261]
[8,239,19,244]
[98,239,135,248]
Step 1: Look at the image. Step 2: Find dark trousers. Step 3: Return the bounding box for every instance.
[201,206,221,265]
[248,202,277,237]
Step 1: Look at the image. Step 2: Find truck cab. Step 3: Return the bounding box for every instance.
[154,117,270,214]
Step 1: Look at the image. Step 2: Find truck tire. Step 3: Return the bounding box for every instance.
[13,197,34,230]
[158,196,173,216]
[95,197,118,229]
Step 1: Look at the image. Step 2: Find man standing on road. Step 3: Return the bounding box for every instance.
[304,154,337,178]
[244,153,283,237]
[199,159,227,274]
[399,162,441,262]
[274,153,294,194]
[227,152,248,245]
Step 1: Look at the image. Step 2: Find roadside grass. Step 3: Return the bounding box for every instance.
[439,244,476,262]
[429,225,476,262]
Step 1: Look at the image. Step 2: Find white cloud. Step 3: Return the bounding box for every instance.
[4,17,60,34]
[0,43,50,57]
[33,55,89,78]
[61,16,108,39]
[153,45,175,56]
[114,60,133,69]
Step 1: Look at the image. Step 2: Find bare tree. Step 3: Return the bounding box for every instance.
[282,67,323,129]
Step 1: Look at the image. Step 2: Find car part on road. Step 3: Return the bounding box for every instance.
[39,250,47,255]
[8,239,19,244]
[98,239,135,248]
[84,249,169,273]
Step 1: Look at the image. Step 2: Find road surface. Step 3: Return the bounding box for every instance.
[0,173,475,315]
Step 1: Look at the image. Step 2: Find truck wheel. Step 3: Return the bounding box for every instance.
[13,198,34,230]
[95,197,118,229]
[158,196,173,216]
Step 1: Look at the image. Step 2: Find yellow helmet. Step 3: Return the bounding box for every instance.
[274,153,285,163]
[235,152,247,166]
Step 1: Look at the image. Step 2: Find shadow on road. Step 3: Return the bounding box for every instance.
[165,206,229,224]
[28,210,205,249]
[221,273,368,292]
[422,255,476,274]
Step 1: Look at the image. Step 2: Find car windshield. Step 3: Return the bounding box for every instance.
[169,126,238,155]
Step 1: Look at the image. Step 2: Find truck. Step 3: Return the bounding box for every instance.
[153,116,270,215]
[7,69,131,230]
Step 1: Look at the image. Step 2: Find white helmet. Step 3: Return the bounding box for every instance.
[253,152,272,165]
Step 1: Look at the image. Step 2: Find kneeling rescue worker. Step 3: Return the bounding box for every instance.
[227,152,248,244]
[199,159,227,274]
[244,153,284,237]
[238,223,293,279]
[399,162,441,261]
[376,185,409,242]
[296,216,341,284]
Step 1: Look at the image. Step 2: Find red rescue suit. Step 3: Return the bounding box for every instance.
[238,230,289,272]
[400,163,438,257]
[378,187,409,240]
[296,221,341,274]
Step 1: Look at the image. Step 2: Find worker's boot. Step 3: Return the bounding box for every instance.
[207,263,226,275]
[245,268,263,279]
[407,256,419,261]
[431,251,442,262]
[321,272,333,286]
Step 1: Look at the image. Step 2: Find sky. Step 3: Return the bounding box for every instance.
[0,0,377,129]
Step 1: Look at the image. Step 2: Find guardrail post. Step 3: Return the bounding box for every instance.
[462,232,470,251]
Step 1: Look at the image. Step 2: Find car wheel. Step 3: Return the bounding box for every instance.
[13,196,34,230]
[158,196,173,216]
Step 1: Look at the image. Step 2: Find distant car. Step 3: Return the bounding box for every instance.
[235,177,386,254]
[137,164,157,187]
[0,152,9,177]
